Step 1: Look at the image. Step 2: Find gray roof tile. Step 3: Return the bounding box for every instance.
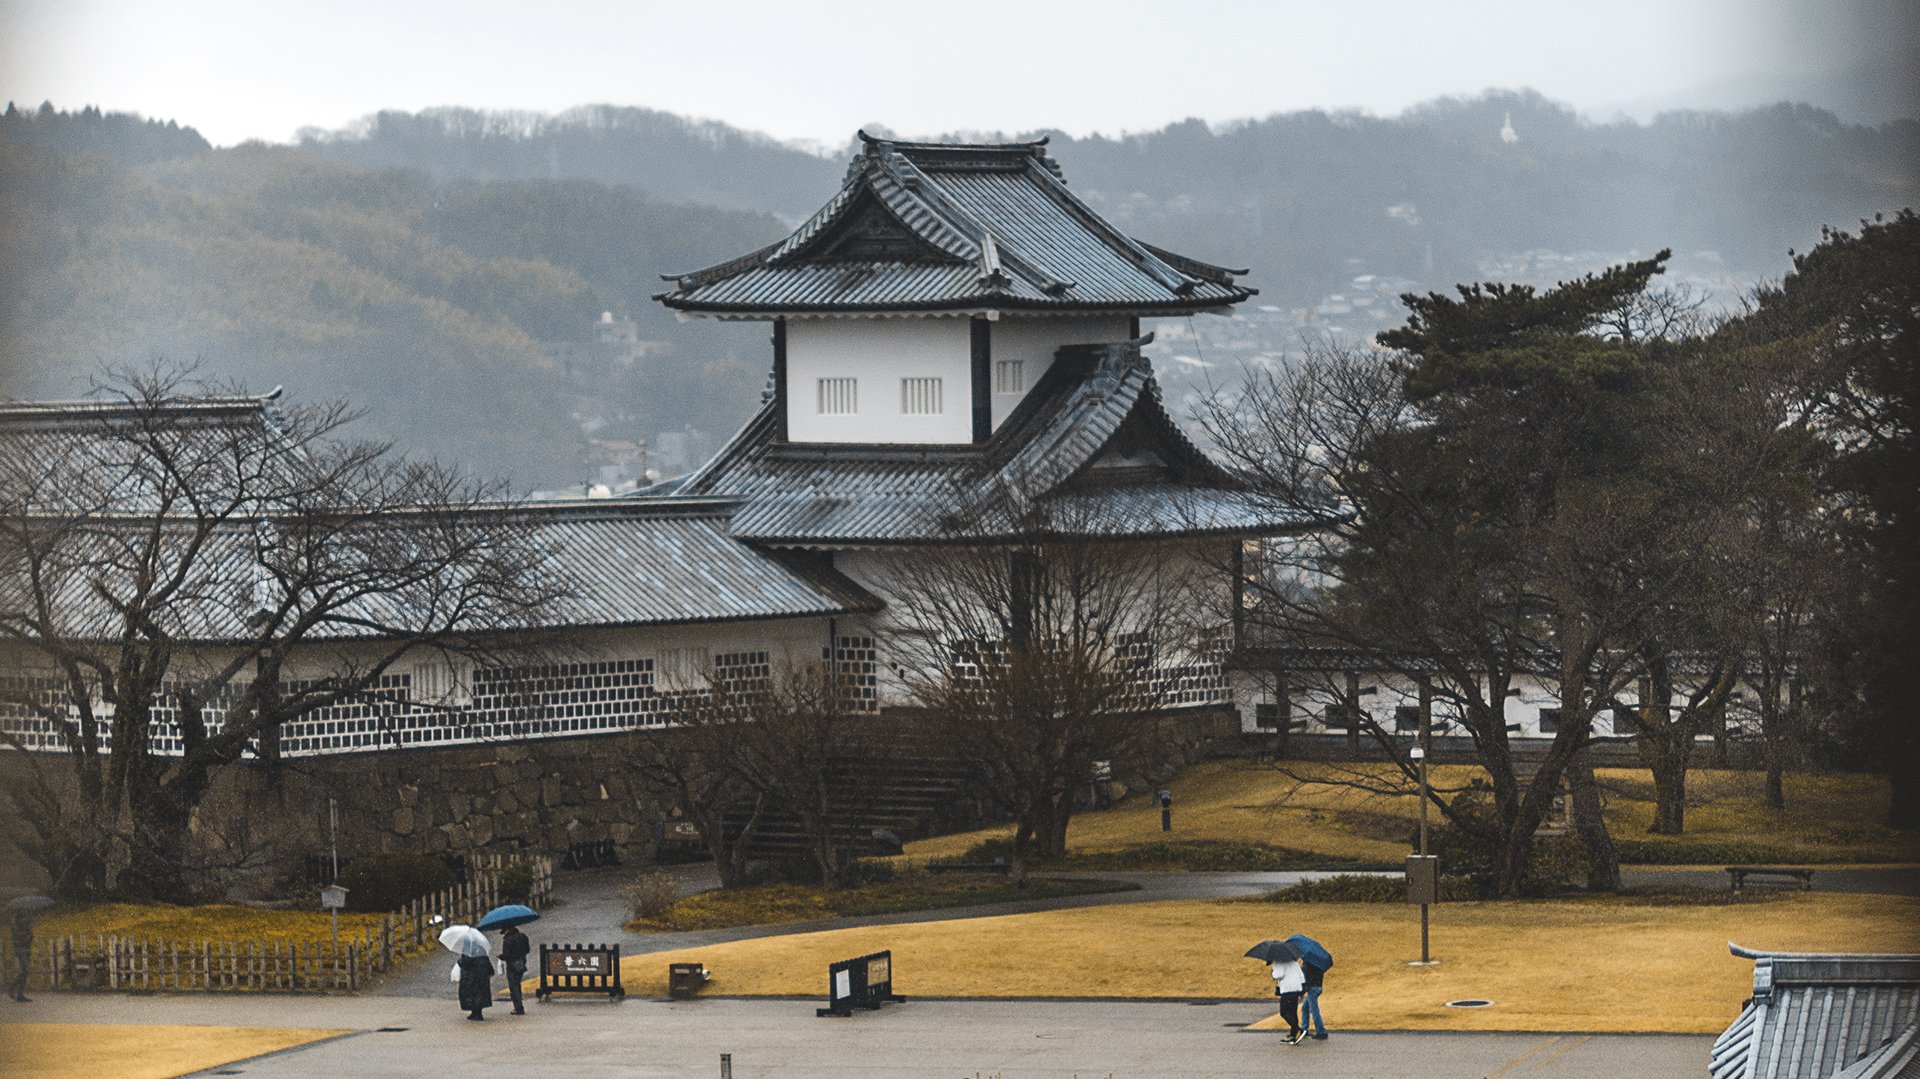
[669,339,1325,544]
[657,134,1253,315]
[1715,946,1920,1079]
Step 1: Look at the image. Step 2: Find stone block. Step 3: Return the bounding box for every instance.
[397,784,419,808]
[392,806,415,836]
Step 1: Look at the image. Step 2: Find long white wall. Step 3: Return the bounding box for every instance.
[786,318,972,443]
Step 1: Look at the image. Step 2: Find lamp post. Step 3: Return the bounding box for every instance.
[1409,676,1437,965]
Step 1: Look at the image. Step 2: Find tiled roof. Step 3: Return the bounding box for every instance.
[1713,945,1920,1079]
[2,499,877,644]
[667,339,1325,544]
[0,391,312,517]
[656,134,1254,315]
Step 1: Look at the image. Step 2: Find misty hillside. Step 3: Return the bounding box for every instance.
[2,94,1914,490]
[303,91,1919,304]
[1,106,782,484]
[299,105,845,220]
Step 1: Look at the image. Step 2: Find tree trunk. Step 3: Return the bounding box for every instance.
[1648,748,1688,834]
[1491,820,1536,898]
[1567,747,1619,892]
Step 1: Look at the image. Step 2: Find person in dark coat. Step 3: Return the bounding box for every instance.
[10,911,32,1003]
[1302,958,1329,1039]
[499,925,530,1015]
[457,951,494,1020]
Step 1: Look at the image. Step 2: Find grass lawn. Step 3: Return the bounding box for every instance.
[901,760,1919,868]
[632,891,1920,1033]
[0,1023,350,1079]
[630,873,1137,931]
[29,902,394,945]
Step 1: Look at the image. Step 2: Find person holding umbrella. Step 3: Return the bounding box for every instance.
[478,903,541,1016]
[7,896,53,1003]
[439,924,494,1021]
[1245,939,1307,1044]
[1286,933,1334,1041]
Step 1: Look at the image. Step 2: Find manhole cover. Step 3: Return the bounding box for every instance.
[376,1027,409,1033]
[1187,1001,1221,1006]
[1445,999,1495,1008]
[1222,1022,1250,1028]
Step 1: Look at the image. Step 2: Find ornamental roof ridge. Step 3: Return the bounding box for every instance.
[656,130,1252,315]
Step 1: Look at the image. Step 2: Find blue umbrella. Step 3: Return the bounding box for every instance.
[1285,933,1333,971]
[476,904,540,931]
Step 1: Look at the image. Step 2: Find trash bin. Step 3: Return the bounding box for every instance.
[668,962,710,998]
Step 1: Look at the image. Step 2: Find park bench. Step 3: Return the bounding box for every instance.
[668,962,711,999]
[1725,865,1816,893]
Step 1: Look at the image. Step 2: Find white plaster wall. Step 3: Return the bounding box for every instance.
[786,318,973,443]
[988,315,1134,429]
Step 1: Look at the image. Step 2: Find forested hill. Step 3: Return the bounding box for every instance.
[3,94,1914,489]
[0,106,784,485]
[302,91,1919,302]
[299,105,845,219]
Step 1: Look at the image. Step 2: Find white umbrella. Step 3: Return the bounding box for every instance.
[437,924,489,958]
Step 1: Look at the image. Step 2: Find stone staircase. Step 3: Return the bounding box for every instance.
[719,725,977,862]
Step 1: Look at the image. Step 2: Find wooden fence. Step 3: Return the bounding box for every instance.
[6,852,554,994]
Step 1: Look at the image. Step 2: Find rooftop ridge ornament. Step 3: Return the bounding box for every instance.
[657,133,1253,315]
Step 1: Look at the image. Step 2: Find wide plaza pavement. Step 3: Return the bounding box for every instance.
[3,992,1709,1078]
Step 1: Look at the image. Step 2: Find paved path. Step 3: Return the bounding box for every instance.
[1,993,1711,1078]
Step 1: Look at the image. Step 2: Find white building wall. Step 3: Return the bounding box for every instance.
[783,315,1136,443]
[989,315,1134,429]
[786,318,972,443]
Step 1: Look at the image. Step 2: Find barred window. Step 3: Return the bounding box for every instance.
[900,377,943,415]
[994,360,1024,394]
[817,377,857,415]
[656,647,708,691]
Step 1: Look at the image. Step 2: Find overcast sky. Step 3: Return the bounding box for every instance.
[3,0,1913,147]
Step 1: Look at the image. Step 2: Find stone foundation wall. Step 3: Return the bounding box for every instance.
[0,731,672,896]
[0,706,1245,896]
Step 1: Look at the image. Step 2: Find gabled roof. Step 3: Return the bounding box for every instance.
[656,133,1254,316]
[661,339,1322,544]
[1713,944,1920,1079]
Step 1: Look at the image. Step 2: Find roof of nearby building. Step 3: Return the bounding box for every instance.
[2,499,877,645]
[661,338,1324,544]
[1713,944,1920,1079]
[655,133,1254,316]
[0,389,309,517]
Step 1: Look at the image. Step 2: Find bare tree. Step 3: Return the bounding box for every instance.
[0,366,562,899]
[879,478,1220,881]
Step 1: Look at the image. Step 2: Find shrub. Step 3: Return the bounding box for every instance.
[497,864,535,905]
[337,852,456,913]
[1261,873,1477,903]
[622,870,680,921]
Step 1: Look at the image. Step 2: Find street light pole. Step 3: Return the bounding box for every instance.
[1417,677,1431,964]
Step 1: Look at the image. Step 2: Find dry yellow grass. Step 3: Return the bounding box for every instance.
[0,1023,349,1079]
[633,892,1920,1033]
[32,903,391,945]
[901,760,1919,866]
